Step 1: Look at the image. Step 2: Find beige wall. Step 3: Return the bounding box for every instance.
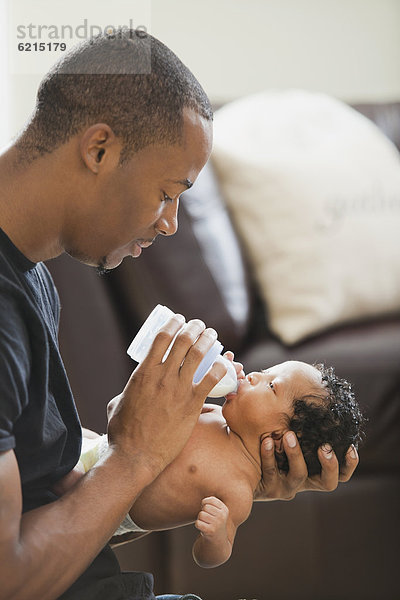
[151,0,400,104]
[1,0,400,148]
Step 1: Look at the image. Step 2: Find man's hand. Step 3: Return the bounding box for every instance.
[254,432,359,501]
[107,314,228,481]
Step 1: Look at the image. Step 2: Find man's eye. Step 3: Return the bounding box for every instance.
[162,192,173,203]
[269,381,275,392]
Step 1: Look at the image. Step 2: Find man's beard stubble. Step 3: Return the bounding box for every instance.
[96,256,111,276]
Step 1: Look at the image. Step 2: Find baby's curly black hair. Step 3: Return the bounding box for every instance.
[275,364,365,476]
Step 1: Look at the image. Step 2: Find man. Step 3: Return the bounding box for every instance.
[0,29,358,600]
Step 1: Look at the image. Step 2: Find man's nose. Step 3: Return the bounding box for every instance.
[155,199,179,236]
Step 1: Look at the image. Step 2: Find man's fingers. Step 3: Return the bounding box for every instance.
[282,432,308,488]
[260,436,277,476]
[144,314,186,364]
[194,355,228,399]
[316,444,340,491]
[339,444,359,482]
[166,320,215,376]
[223,351,244,378]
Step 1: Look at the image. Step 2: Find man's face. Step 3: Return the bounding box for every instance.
[222,360,324,445]
[63,107,212,271]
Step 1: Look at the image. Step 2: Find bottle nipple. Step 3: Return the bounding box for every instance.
[207,357,238,398]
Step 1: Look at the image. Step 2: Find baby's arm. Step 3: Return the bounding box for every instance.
[192,497,233,568]
[192,495,250,568]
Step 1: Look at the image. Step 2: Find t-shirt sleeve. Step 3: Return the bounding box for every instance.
[0,284,31,452]
[38,263,60,328]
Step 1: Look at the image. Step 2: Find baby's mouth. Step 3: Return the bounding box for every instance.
[224,378,243,400]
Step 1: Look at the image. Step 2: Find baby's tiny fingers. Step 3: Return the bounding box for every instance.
[202,496,225,508]
[195,518,209,533]
[198,510,214,524]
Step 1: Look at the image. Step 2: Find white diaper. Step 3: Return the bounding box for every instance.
[78,434,148,536]
[114,513,147,536]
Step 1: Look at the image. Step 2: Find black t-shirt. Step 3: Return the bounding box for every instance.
[0,228,155,600]
[0,227,82,510]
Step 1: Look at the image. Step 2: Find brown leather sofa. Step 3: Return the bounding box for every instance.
[47,101,400,600]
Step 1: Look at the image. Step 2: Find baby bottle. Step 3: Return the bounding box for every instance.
[127,304,238,398]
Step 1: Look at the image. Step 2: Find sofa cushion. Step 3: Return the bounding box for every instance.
[212,90,400,344]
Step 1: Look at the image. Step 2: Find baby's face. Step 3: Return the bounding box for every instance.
[222,360,324,446]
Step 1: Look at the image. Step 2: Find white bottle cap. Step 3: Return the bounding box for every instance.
[127,304,174,363]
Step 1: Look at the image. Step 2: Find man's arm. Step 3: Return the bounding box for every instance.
[0,316,228,600]
[0,446,154,600]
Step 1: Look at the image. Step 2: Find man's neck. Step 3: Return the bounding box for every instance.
[0,144,67,263]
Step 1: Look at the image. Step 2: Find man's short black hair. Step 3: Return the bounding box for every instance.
[275,364,364,476]
[15,28,213,165]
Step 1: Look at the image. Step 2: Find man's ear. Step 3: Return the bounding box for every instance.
[79,123,122,174]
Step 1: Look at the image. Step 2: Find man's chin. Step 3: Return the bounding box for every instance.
[65,246,131,273]
[96,254,125,275]
[96,262,111,276]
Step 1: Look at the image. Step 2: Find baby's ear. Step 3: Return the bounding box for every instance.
[261,431,286,453]
[273,437,284,453]
[271,429,290,453]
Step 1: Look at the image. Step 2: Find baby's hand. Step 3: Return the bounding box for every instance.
[223,351,245,381]
[195,496,229,540]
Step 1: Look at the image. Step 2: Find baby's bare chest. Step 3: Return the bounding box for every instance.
[131,412,241,529]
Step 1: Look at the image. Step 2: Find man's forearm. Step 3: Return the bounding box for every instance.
[1,449,154,600]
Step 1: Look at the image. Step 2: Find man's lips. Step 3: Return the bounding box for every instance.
[132,240,154,258]
[138,240,154,249]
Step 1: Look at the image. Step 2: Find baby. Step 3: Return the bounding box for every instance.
[79,360,363,568]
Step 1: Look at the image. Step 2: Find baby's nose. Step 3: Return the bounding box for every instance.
[247,372,261,385]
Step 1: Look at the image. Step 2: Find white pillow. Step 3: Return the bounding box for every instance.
[212,90,400,344]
